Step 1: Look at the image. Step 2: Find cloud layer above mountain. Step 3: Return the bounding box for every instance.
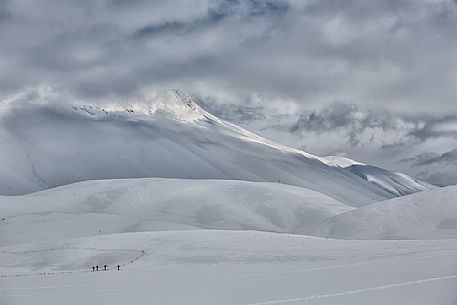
[1,0,456,185]
[1,0,456,109]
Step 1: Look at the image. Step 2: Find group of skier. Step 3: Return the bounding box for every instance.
[92,264,120,271]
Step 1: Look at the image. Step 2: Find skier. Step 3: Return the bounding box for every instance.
[104,265,107,271]
[96,265,99,271]
[92,266,95,272]
[117,264,120,270]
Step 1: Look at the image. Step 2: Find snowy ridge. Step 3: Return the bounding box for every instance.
[70,89,205,121]
[323,156,365,167]
[0,89,406,206]
[2,177,453,244]
[346,164,434,197]
[324,156,434,197]
[0,178,353,246]
[315,185,457,239]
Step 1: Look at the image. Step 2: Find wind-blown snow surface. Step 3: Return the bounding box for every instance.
[316,185,457,239]
[0,89,417,206]
[324,156,434,197]
[1,89,452,305]
[2,231,457,305]
[0,178,352,246]
[323,156,365,168]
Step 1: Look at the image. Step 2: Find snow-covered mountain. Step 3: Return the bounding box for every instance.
[315,185,457,239]
[324,156,434,197]
[0,90,454,305]
[0,178,353,246]
[0,89,419,206]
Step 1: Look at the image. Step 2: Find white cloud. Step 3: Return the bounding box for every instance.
[1,0,457,184]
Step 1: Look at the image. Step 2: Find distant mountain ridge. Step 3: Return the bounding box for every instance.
[324,156,434,197]
[0,89,430,206]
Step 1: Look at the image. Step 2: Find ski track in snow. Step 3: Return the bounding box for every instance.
[3,268,457,301]
[0,261,370,290]
[2,243,454,280]
[2,236,456,280]
[0,247,145,279]
[5,273,457,299]
[2,248,456,298]
[240,274,457,305]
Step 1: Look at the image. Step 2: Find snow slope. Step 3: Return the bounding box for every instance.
[346,164,434,197]
[0,178,353,246]
[316,185,457,239]
[324,156,434,197]
[2,231,457,305]
[323,156,365,168]
[0,89,418,206]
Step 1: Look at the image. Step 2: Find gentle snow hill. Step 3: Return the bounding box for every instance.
[315,185,457,240]
[1,230,455,275]
[0,89,418,206]
[324,156,434,197]
[0,178,353,246]
[2,231,457,305]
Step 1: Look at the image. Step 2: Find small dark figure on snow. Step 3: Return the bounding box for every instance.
[92,266,95,272]
[96,265,99,271]
[104,265,107,271]
[117,264,120,270]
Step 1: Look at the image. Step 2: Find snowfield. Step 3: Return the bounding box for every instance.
[316,185,457,240]
[0,90,455,305]
[0,178,353,246]
[1,231,457,305]
[1,179,457,304]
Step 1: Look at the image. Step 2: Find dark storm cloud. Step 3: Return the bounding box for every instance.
[133,0,289,39]
[409,115,457,140]
[132,8,225,39]
[0,0,11,21]
[290,103,457,148]
[133,21,189,38]
[0,0,456,112]
[0,0,295,98]
[195,95,267,124]
[403,148,457,167]
[398,148,457,186]
[290,103,361,133]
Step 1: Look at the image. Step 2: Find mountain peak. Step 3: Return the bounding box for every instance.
[170,89,198,111]
[127,88,205,121]
[69,89,206,122]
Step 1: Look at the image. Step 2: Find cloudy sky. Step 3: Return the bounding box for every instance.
[1,0,457,185]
